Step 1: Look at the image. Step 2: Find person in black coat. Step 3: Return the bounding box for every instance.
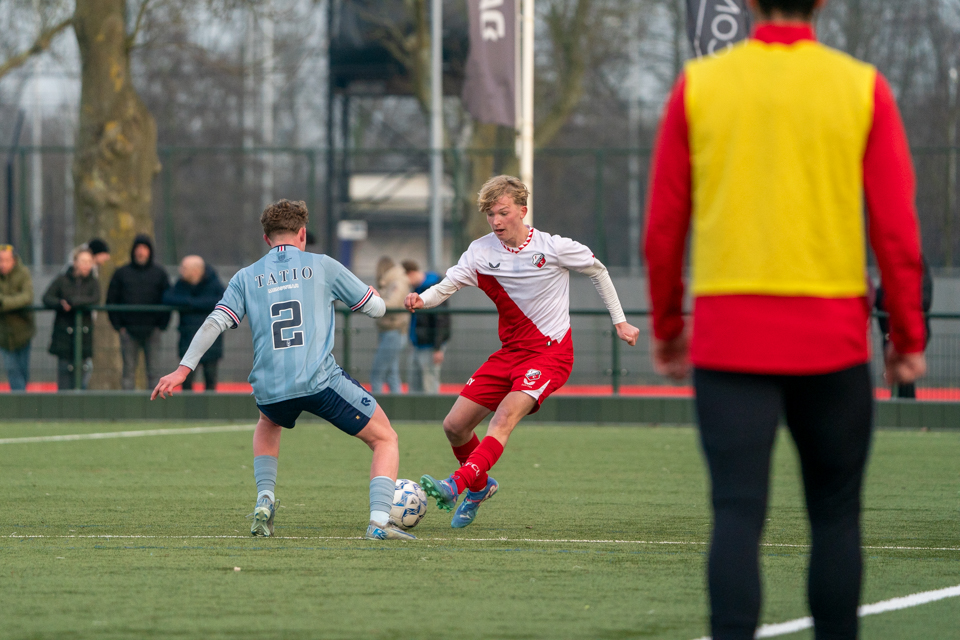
[43,248,101,390]
[162,256,225,392]
[107,234,171,390]
[876,254,933,399]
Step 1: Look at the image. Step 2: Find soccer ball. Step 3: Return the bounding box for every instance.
[390,479,428,530]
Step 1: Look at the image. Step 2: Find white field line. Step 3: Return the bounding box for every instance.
[690,584,960,640]
[0,424,256,444]
[5,533,960,553]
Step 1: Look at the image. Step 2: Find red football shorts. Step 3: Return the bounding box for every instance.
[460,331,573,414]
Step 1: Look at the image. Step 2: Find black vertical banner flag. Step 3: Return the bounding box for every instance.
[462,0,516,127]
[686,0,752,58]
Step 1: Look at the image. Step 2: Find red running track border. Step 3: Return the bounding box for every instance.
[2,382,959,401]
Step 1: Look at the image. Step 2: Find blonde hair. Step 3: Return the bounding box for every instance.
[477,175,529,213]
[71,246,94,263]
[260,199,308,238]
[376,256,395,284]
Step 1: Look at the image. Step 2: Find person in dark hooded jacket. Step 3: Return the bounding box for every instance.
[107,234,171,389]
[162,255,225,392]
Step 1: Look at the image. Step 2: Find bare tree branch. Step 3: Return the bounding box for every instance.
[0,15,73,81]
[126,0,153,51]
[535,0,592,147]
[355,0,431,113]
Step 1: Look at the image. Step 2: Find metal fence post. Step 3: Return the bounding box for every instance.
[162,148,177,264]
[18,148,29,261]
[307,150,318,240]
[594,149,607,263]
[74,307,83,390]
[611,326,621,395]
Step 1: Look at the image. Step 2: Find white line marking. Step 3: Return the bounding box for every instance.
[5,533,959,552]
[690,584,960,640]
[0,424,256,445]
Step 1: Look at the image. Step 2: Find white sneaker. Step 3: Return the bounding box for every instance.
[248,496,277,537]
[363,520,416,540]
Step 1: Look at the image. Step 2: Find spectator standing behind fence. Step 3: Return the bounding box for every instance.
[60,238,110,276]
[163,255,225,392]
[370,257,411,394]
[0,244,36,391]
[107,234,171,390]
[876,254,933,399]
[43,248,100,390]
[403,259,451,394]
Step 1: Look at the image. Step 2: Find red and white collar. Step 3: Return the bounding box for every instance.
[500,227,535,254]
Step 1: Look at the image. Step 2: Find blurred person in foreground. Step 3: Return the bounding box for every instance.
[151,200,414,541]
[43,248,100,390]
[107,234,171,390]
[163,255,226,392]
[370,256,410,394]
[0,244,36,391]
[402,259,451,394]
[644,1,926,638]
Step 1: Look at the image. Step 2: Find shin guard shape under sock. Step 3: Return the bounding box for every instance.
[369,476,395,525]
[253,455,278,502]
[451,433,481,464]
[452,437,504,493]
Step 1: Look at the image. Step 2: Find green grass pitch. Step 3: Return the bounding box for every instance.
[1,421,957,639]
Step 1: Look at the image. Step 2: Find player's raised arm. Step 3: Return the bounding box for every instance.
[561,236,640,346]
[326,256,387,318]
[411,277,459,311]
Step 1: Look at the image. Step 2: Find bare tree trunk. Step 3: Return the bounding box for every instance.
[73,0,160,389]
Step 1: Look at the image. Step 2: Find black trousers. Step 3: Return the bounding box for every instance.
[183,361,219,392]
[693,364,873,640]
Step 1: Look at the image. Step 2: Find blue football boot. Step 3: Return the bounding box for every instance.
[419,474,459,512]
[451,477,498,529]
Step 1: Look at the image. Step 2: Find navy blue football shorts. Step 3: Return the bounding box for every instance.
[256,368,376,435]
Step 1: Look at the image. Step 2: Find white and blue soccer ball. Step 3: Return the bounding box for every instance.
[390,479,428,530]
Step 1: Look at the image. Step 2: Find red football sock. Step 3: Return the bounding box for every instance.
[452,437,504,493]
[451,433,480,465]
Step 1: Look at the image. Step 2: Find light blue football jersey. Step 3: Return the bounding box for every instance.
[215,244,374,404]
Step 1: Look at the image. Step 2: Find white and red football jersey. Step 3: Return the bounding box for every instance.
[445,227,595,351]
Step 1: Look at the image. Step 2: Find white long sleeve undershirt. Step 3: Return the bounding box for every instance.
[179,296,386,371]
[180,309,232,371]
[416,259,626,325]
[575,259,627,325]
[418,277,460,309]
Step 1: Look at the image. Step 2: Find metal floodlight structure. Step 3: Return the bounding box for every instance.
[326,0,468,265]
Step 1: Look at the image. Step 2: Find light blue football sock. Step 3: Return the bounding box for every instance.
[370,476,395,525]
[254,455,278,503]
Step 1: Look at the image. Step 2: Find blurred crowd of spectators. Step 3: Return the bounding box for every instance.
[0,237,225,392]
[0,243,454,395]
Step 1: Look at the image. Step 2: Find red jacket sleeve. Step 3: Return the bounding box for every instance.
[864,73,926,354]
[643,74,691,341]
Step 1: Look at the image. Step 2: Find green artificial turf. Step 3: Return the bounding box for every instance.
[0,422,957,639]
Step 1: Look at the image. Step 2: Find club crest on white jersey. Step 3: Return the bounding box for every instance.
[443,228,595,350]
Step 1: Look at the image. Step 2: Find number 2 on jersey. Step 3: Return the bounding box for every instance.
[271,300,305,349]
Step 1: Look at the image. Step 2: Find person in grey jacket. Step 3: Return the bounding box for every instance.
[370,256,410,394]
[43,248,100,390]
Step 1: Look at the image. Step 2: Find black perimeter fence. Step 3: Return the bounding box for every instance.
[2,305,959,399]
[2,146,960,270]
